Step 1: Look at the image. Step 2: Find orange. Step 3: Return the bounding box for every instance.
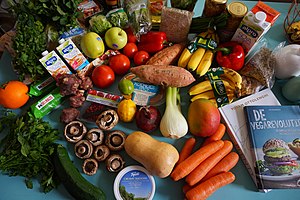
[0,80,30,109]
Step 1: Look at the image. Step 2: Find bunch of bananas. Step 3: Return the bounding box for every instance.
[178,29,219,77]
[188,67,243,107]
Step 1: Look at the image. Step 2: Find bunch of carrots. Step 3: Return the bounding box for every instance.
[170,123,239,200]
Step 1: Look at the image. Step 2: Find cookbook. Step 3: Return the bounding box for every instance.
[244,105,300,190]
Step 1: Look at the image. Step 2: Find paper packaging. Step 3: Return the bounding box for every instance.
[218,88,280,192]
[231,2,280,55]
[56,38,89,72]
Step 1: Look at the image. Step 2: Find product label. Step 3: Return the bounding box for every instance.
[39,50,71,79]
[56,39,89,71]
[86,89,123,108]
[131,81,159,106]
[29,76,56,97]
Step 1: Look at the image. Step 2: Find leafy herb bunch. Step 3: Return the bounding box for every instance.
[0,110,60,193]
[8,0,82,81]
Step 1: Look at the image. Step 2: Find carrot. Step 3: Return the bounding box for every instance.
[170,140,224,181]
[185,140,233,186]
[202,123,226,146]
[146,43,185,65]
[201,152,239,182]
[183,184,192,194]
[177,137,196,165]
[130,65,195,88]
[185,171,235,200]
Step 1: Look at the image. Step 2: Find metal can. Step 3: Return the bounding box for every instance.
[217,1,248,43]
[202,0,227,17]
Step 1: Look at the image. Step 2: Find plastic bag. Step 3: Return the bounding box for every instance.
[122,0,152,40]
[106,8,129,28]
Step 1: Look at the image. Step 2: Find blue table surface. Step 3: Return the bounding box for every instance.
[1,1,300,200]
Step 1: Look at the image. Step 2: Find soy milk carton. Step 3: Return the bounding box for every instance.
[231,11,270,55]
[56,38,89,72]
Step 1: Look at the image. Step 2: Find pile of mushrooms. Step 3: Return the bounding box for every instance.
[64,120,126,175]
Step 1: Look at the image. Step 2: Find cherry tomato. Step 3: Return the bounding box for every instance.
[133,51,150,65]
[91,65,115,88]
[109,54,131,75]
[125,28,137,43]
[123,43,138,58]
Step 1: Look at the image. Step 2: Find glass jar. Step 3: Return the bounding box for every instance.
[202,0,227,17]
[217,1,248,43]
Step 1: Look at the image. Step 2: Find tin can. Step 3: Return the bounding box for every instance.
[217,1,248,43]
[202,0,227,17]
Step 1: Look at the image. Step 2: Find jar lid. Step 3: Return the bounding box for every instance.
[227,2,248,18]
[114,165,156,200]
[212,0,227,5]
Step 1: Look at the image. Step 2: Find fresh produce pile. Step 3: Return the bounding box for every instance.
[1,0,300,200]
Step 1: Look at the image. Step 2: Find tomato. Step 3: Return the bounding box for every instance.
[0,80,30,109]
[133,51,150,65]
[122,43,138,58]
[109,54,131,75]
[125,28,137,43]
[91,65,115,88]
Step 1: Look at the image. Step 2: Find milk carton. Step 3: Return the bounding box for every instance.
[39,50,71,79]
[231,11,270,55]
[56,38,89,72]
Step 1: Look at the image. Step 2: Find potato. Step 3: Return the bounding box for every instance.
[124,131,179,178]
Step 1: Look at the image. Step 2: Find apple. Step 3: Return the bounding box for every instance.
[105,27,127,50]
[81,32,105,58]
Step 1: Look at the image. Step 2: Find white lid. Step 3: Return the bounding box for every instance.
[41,50,49,56]
[58,38,65,44]
[254,11,266,23]
[114,165,155,200]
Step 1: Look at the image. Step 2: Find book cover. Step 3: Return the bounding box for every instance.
[218,88,280,192]
[244,105,300,190]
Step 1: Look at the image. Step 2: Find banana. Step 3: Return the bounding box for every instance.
[190,90,215,102]
[188,79,235,96]
[187,48,206,71]
[178,48,193,68]
[220,67,243,90]
[196,50,214,77]
[178,31,209,68]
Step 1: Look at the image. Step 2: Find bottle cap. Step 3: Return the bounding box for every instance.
[254,11,267,23]
[41,50,49,56]
[227,2,248,18]
[58,38,65,44]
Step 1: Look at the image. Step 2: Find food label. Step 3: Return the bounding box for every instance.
[39,50,71,79]
[131,81,159,106]
[56,39,89,71]
[29,76,56,97]
[86,89,123,108]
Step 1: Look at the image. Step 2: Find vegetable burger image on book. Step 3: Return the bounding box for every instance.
[262,138,298,175]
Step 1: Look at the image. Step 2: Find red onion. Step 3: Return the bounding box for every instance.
[135,106,161,132]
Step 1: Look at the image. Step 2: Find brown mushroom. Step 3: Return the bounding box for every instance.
[64,120,87,143]
[82,158,98,176]
[96,109,119,130]
[105,130,126,151]
[94,145,110,162]
[106,154,125,172]
[74,140,93,159]
[86,128,104,146]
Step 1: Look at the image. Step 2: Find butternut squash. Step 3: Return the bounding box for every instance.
[124,131,179,178]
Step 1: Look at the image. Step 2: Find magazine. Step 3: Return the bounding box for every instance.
[244,105,300,190]
[218,88,280,192]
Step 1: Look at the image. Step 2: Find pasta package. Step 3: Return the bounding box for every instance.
[159,7,193,43]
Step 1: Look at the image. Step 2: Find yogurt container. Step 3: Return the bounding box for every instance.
[114,165,155,200]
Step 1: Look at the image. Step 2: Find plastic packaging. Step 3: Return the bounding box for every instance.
[29,76,56,97]
[114,165,155,200]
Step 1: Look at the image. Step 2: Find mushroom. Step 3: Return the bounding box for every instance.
[94,145,110,162]
[85,128,104,146]
[74,140,93,159]
[64,120,87,143]
[82,158,98,176]
[105,130,126,151]
[96,109,119,130]
[106,154,125,173]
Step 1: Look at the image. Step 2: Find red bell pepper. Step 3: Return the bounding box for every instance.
[137,31,168,54]
[215,41,245,71]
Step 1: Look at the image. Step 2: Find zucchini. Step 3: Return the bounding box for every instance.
[53,144,106,200]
